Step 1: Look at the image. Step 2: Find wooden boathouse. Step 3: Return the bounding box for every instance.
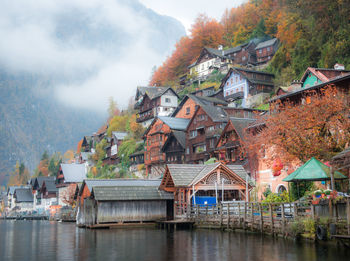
[160,162,253,217]
[79,184,173,227]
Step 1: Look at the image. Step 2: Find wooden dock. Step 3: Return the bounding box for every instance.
[157,220,195,230]
[85,221,157,229]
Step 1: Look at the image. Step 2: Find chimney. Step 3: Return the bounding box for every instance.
[334,63,345,70]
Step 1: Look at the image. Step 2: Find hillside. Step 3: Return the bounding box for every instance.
[150,0,350,87]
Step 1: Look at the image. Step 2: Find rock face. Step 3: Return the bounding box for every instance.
[0,1,186,185]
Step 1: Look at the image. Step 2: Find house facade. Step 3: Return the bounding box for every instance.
[221,68,274,108]
[255,38,279,64]
[144,116,189,177]
[185,105,228,164]
[134,86,179,127]
[162,130,186,164]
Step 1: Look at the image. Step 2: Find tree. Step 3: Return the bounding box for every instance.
[245,87,350,165]
[63,150,75,163]
[108,97,120,119]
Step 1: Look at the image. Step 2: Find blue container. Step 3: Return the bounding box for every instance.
[192,196,216,206]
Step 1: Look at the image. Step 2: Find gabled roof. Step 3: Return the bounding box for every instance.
[8,186,30,195]
[112,132,128,141]
[80,179,161,195]
[136,86,178,100]
[60,163,87,183]
[228,117,256,141]
[204,47,226,58]
[255,38,278,50]
[144,116,190,137]
[162,130,186,151]
[42,180,58,193]
[92,186,173,201]
[164,163,251,187]
[171,94,227,118]
[158,117,190,131]
[14,188,33,202]
[300,67,350,83]
[35,176,55,189]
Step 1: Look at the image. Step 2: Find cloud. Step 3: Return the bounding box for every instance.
[140,0,247,31]
[0,0,185,113]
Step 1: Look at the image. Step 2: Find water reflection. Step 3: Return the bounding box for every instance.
[0,221,349,261]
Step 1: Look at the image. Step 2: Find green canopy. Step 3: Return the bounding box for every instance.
[283,157,347,182]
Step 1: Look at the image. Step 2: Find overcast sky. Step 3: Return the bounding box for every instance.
[1,0,246,114]
[140,0,246,32]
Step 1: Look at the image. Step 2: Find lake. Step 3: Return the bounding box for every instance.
[0,220,349,261]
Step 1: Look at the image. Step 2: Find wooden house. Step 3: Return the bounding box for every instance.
[188,46,232,79]
[30,176,55,209]
[134,86,179,127]
[185,103,228,164]
[221,67,274,108]
[162,130,186,164]
[144,116,190,177]
[56,163,87,206]
[129,150,145,166]
[160,163,252,216]
[103,131,128,165]
[13,188,34,212]
[224,39,260,66]
[300,67,350,88]
[190,86,216,97]
[40,179,58,208]
[79,184,173,227]
[255,38,279,64]
[81,136,93,152]
[214,117,256,165]
[172,94,227,120]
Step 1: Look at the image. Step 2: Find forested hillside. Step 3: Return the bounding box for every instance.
[150,0,350,87]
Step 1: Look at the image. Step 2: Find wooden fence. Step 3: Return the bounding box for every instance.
[183,198,350,235]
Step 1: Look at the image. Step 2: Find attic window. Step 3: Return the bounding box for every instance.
[165,98,170,103]
[186,107,190,115]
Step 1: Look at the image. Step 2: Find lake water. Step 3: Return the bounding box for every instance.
[0,220,349,261]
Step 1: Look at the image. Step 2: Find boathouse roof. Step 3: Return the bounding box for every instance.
[91,186,173,201]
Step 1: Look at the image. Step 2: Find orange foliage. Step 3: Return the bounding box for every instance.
[37,160,49,176]
[245,87,350,164]
[77,139,83,154]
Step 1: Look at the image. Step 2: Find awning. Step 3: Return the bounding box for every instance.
[283,157,347,182]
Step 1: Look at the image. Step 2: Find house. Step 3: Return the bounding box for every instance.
[144,116,190,177]
[6,186,30,211]
[30,176,55,210]
[270,71,350,105]
[255,38,279,64]
[221,67,274,108]
[162,130,186,164]
[129,150,145,166]
[134,86,179,127]
[56,163,87,206]
[160,162,252,216]
[214,117,256,165]
[81,136,94,152]
[224,39,261,66]
[185,102,228,164]
[13,188,34,212]
[103,131,128,165]
[78,184,173,227]
[40,179,58,208]
[172,94,227,120]
[188,46,232,79]
[300,66,350,88]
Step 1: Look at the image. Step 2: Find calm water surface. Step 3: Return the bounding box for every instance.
[0,220,349,261]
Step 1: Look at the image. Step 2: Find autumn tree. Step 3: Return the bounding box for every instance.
[8,162,30,186]
[245,87,350,165]
[108,97,120,119]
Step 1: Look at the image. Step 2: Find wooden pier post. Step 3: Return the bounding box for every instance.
[251,202,254,230]
[227,203,230,229]
[269,204,274,234]
[259,203,263,233]
[244,202,247,229]
[220,204,223,226]
[238,203,241,227]
[347,198,350,235]
[281,204,285,236]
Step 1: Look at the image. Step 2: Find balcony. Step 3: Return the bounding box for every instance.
[136,110,155,123]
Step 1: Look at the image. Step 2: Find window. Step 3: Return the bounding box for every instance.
[186,147,190,154]
[231,78,233,84]
[209,139,215,148]
[242,56,246,61]
[186,107,190,115]
[259,49,262,54]
[267,47,270,51]
[190,130,197,138]
[207,126,214,132]
[197,114,206,121]
[165,98,170,103]
[226,82,229,86]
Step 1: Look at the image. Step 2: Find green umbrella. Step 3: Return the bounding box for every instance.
[283,157,347,182]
